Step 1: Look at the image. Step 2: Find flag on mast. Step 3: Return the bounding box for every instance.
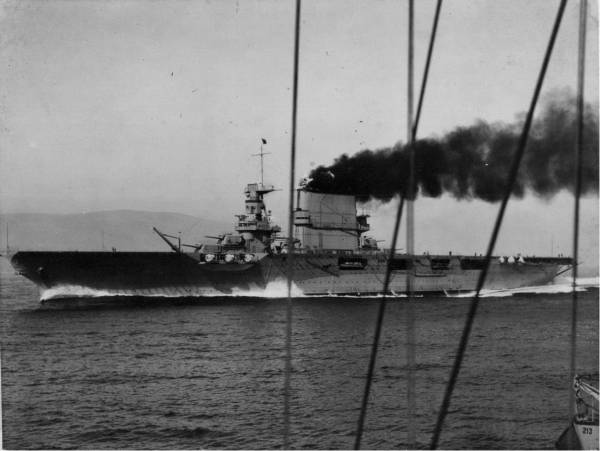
[261,138,267,144]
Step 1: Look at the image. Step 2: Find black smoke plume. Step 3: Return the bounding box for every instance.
[307,90,598,203]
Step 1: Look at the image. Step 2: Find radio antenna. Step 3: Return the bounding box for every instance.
[252,138,271,186]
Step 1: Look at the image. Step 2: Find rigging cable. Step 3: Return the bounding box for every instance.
[569,0,587,417]
[429,1,568,448]
[354,1,443,448]
[405,0,416,446]
[283,0,302,448]
[412,0,442,138]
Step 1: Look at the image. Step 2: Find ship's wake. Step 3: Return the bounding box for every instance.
[40,280,305,301]
[39,277,599,301]
[446,277,599,298]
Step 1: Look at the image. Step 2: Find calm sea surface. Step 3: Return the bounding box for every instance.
[1,268,598,450]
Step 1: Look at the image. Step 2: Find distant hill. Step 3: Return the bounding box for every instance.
[0,210,231,252]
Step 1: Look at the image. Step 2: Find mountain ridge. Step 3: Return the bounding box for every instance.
[0,210,231,252]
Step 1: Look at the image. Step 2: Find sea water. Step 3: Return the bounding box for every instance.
[1,266,598,449]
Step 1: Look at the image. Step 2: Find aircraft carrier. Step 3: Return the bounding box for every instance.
[10,182,572,300]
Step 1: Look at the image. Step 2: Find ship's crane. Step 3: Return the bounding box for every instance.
[153,227,203,253]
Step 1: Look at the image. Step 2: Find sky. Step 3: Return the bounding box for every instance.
[0,0,598,269]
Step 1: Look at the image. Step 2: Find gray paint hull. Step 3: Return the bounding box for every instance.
[10,251,570,300]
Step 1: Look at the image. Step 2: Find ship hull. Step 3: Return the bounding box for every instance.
[9,251,571,300]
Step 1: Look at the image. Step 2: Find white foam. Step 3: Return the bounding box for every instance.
[39,283,406,301]
[39,277,599,301]
[227,279,305,298]
[41,285,124,300]
[40,280,306,301]
[446,277,599,298]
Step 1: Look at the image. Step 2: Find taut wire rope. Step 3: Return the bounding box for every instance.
[569,0,587,417]
[429,1,568,448]
[284,0,301,448]
[405,0,416,446]
[354,1,443,448]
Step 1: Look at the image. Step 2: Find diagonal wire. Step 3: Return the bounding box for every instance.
[405,0,416,446]
[569,0,587,416]
[354,1,443,448]
[283,0,301,448]
[354,194,405,450]
[429,1,568,448]
[412,0,443,140]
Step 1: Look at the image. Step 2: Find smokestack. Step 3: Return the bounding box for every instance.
[307,90,598,203]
